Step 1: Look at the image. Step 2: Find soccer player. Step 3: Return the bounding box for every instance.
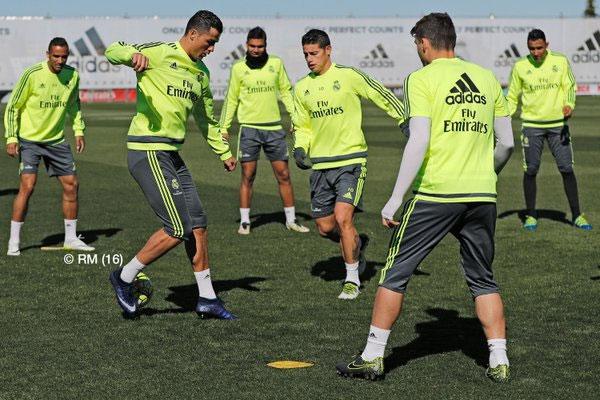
[4,37,93,256]
[219,27,309,235]
[336,13,514,382]
[105,10,237,319]
[292,29,405,300]
[507,29,592,231]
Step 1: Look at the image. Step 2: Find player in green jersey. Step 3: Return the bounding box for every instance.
[219,27,309,235]
[106,10,237,319]
[292,29,405,300]
[507,29,592,231]
[4,37,93,256]
[336,13,514,382]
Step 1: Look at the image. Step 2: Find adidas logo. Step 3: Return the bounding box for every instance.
[219,44,245,69]
[359,44,394,68]
[71,27,106,57]
[343,192,353,200]
[170,62,177,69]
[66,27,120,75]
[572,30,600,63]
[445,73,487,105]
[494,43,521,67]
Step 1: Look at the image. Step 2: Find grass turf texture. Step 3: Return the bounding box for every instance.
[0,98,598,399]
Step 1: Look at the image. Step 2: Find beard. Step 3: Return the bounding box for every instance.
[245,51,269,69]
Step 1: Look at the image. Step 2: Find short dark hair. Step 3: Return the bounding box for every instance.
[527,29,546,42]
[185,10,223,35]
[48,37,68,52]
[410,13,456,50]
[247,26,267,42]
[301,29,330,48]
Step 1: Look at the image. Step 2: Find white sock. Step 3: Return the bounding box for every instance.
[195,269,217,299]
[64,219,78,242]
[120,256,146,283]
[284,206,296,224]
[9,220,23,243]
[240,208,250,224]
[345,261,360,285]
[488,338,509,368]
[361,325,391,361]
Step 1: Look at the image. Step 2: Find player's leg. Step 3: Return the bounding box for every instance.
[264,129,308,232]
[521,129,545,230]
[337,200,460,379]
[8,141,41,255]
[44,141,93,250]
[237,127,261,234]
[332,163,368,299]
[453,202,509,382]
[8,173,37,256]
[547,129,592,230]
[110,150,188,316]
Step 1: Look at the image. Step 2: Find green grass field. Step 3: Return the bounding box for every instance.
[0,98,598,399]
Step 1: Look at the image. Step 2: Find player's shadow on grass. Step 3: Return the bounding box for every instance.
[385,308,488,372]
[139,276,267,316]
[0,188,18,197]
[19,228,122,252]
[497,209,571,225]
[245,211,312,230]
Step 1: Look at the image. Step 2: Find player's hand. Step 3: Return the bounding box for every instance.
[562,106,573,118]
[223,156,237,172]
[131,53,149,72]
[382,217,400,228]
[75,136,85,153]
[221,131,230,142]
[6,143,19,157]
[293,148,311,170]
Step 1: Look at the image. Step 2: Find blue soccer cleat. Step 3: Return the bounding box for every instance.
[573,214,592,231]
[109,269,138,317]
[196,297,237,320]
[523,215,538,231]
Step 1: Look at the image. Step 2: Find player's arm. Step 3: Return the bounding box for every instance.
[218,65,241,139]
[4,69,33,156]
[380,72,430,226]
[277,62,295,119]
[350,67,405,125]
[561,58,576,117]
[66,74,86,153]
[291,87,312,169]
[506,65,521,117]
[193,71,235,171]
[105,41,155,72]
[492,76,514,174]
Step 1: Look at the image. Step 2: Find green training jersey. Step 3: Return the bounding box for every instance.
[292,63,404,170]
[4,62,85,145]
[105,41,231,160]
[404,57,509,203]
[219,55,294,133]
[507,50,576,128]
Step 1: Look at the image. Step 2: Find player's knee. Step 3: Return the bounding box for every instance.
[334,213,353,230]
[241,172,256,185]
[19,181,36,196]
[558,164,573,174]
[275,169,291,184]
[525,165,539,176]
[316,220,335,237]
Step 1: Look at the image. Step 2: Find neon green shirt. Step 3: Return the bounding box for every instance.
[4,62,85,145]
[105,41,232,160]
[219,56,294,132]
[405,57,509,203]
[507,50,576,128]
[292,63,405,170]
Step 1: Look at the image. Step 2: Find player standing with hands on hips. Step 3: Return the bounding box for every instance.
[105,10,238,319]
[337,13,514,382]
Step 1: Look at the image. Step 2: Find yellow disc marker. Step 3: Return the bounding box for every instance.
[267,361,314,369]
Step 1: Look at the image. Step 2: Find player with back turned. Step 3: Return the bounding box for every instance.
[105,10,238,319]
[336,13,515,382]
[4,37,94,256]
[292,29,405,300]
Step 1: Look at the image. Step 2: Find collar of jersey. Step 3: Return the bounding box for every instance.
[310,62,336,78]
[527,50,549,68]
[430,57,460,65]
